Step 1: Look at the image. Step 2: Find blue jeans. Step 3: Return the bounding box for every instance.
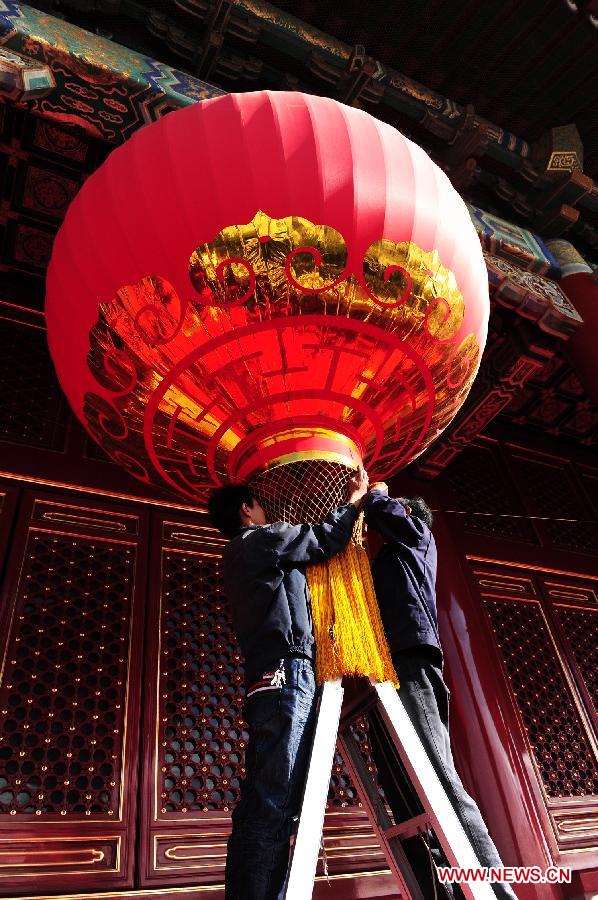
[371,648,517,900]
[225,657,318,900]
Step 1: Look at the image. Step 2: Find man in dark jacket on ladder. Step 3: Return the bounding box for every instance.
[364,484,517,900]
[208,467,369,900]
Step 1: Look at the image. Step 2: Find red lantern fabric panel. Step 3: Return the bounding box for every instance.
[46,92,489,500]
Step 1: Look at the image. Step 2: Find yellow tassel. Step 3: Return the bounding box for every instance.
[307,542,399,687]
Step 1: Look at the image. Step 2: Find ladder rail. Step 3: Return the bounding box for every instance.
[374,681,496,900]
[284,679,344,900]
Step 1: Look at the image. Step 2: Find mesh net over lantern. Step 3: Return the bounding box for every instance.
[45,91,490,681]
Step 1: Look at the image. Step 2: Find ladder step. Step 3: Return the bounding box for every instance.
[384,813,431,841]
[284,679,344,900]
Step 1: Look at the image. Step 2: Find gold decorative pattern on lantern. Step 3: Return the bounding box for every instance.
[84,211,480,501]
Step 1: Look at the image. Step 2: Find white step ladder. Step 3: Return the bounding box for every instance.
[284,678,496,900]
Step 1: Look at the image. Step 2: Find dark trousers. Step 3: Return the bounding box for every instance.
[225,657,318,900]
[370,648,517,900]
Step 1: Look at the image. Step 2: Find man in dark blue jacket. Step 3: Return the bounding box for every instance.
[208,468,368,900]
[364,485,517,900]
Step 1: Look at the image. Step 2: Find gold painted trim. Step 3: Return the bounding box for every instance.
[158,843,381,871]
[40,512,128,532]
[317,850,384,861]
[168,533,225,549]
[154,830,230,837]
[162,521,222,537]
[553,602,597,613]
[154,549,164,824]
[546,584,597,604]
[0,836,121,879]
[0,849,104,867]
[0,471,208,514]
[479,592,538,605]
[157,859,228,872]
[477,579,528,593]
[10,868,392,899]
[313,869,391,880]
[259,446,361,475]
[33,500,139,531]
[27,525,136,548]
[322,840,380,850]
[552,844,598,855]
[551,593,596,604]
[466,555,598,581]
[164,844,226,860]
[555,816,598,835]
[117,540,136,825]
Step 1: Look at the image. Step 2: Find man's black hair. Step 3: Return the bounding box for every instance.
[208,483,256,537]
[398,496,433,529]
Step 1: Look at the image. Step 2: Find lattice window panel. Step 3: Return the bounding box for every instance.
[484,598,598,799]
[158,550,245,814]
[0,320,70,451]
[0,532,134,816]
[443,445,536,542]
[328,718,375,807]
[510,456,598,554]
[157,549,366,815]
[554,605,598,716]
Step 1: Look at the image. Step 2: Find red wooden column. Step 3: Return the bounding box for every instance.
[424,437,598,900]
[384,470,562,900]
[433,510,564,900]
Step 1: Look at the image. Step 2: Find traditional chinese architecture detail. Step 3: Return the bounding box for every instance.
[0,45,54,101]
[509,454,598,555]
[4,1,598,260]
[0,106,108,304]
[158,549,246,814]
[546,240,594,277]
[440,105,489,191]
[501,355,598,448]
[416,319,553,478]
[485,254,582,338]
[0,317,69,450]
[336,44,385,106]
[0,495,142,893]
[555,605,598,718]
[469,205,559,277]
[438,442,537,542]
[0,529,134,817]
[533,125,584,175]
[0,2,223,144]
[484,597,597,799]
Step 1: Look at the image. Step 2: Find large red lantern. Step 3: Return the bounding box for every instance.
[45,91,489,501]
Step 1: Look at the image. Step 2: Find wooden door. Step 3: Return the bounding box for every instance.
[0,486,149,895]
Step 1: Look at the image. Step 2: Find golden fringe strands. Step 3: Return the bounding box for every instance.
[307,539,399,687]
